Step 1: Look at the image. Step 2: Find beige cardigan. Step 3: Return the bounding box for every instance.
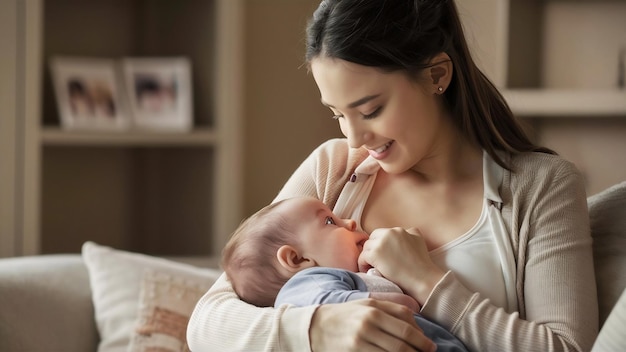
[187,138,598,352]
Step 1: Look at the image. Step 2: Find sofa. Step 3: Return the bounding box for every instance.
[0,243,223,352]
[1,182,625,352]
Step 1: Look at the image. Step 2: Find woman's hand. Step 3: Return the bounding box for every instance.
[369,292,421,313]
[310,299,436,352]
[358,227,446,303]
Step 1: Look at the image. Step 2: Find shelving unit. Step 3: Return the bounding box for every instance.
[2,0,243,257]
[502,89,626,118]
[458,0,626,117]
[41,127,218,146]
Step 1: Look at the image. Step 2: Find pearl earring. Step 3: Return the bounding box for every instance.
[438,86,444,92]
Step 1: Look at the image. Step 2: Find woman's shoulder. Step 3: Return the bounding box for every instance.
[509,151,582,180]
[314,138,350,156]
[314,138,363,155]
[275,139,369,206]
[503,151,586,203]
[312,138,369,170]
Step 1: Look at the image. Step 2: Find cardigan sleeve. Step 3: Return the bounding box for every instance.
[187,139,358,351]
[186,273,317,351]
[420,155,598,352]
[274,138,360,207]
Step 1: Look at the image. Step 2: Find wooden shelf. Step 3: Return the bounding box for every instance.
[0,0,244,257]
[503,89,626,117]
[41,126,218,146]
[458,0,626,118]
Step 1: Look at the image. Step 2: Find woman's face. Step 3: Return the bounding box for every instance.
[310,56,449,174]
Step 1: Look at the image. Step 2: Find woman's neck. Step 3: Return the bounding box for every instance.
[409,134,483,185]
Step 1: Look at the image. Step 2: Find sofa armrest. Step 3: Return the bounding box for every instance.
[0,254,98,352]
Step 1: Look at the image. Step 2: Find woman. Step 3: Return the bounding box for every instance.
[187,0,598,351]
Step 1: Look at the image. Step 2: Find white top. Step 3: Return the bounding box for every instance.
[430,201,508,310]
[333,151,517,312]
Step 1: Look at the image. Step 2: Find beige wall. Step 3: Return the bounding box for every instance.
[242,0,342,216]
[533,120,626,196]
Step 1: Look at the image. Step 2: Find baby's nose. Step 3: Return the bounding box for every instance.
[342,218,357,231]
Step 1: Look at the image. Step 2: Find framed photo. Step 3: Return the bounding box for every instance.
[122,57,193,131]
[50,57,129,130]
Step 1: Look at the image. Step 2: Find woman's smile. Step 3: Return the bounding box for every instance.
[368,140,394,160]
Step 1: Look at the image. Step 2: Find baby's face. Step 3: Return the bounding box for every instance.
[282,197,369,272]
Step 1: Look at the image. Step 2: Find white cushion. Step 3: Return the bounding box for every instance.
[81,241,221,352]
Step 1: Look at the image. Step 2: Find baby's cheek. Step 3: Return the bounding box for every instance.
[346,252,361,272]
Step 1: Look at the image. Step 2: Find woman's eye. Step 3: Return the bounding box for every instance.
[363,107,382,120]
[331,114,343,120]
[325,216,336,225]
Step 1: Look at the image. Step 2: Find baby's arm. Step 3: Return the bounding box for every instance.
[275,267,419,314]
[275,268,370,307]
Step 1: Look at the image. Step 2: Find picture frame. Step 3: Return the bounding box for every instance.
[50,57,129,130]
[122,57,193,131]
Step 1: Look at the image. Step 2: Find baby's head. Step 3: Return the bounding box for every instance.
[221,196,368,307]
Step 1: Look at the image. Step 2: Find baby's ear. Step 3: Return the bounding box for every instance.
[277,245,315,272]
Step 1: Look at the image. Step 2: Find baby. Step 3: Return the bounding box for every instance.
[221,196,468,352]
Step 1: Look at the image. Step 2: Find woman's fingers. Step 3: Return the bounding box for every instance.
[310,299,436,352]
[365,299,436,352]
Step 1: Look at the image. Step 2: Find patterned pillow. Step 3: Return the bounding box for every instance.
[128,270,212,351]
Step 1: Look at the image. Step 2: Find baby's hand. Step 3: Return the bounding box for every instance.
[367,268,382,276]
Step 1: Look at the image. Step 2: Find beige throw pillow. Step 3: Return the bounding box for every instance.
[81,241,221,352]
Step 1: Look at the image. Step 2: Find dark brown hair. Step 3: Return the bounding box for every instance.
[306,0,553,170]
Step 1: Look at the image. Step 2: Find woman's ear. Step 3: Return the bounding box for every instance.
[276,245,316,273]
[428,52,453,94]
